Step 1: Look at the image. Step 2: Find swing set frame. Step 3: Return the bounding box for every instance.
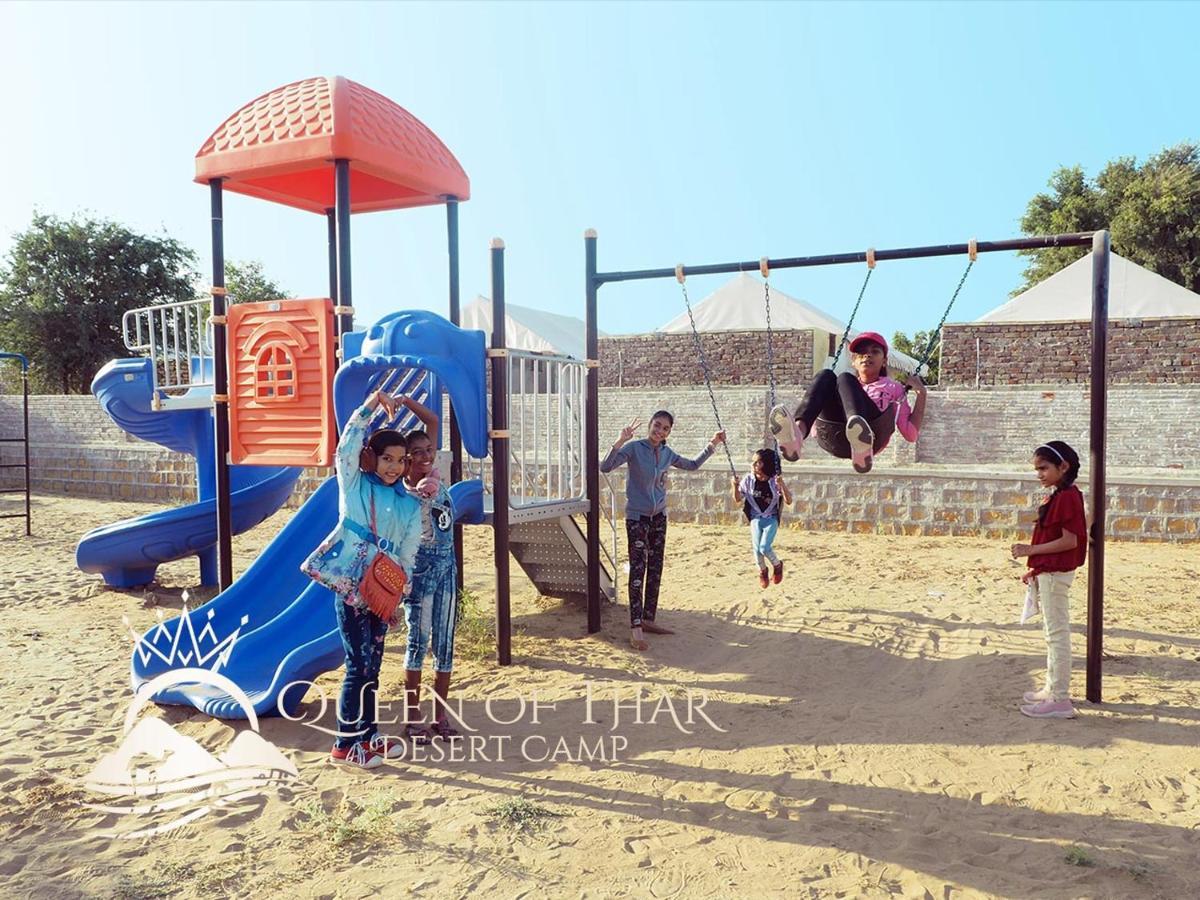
[583,229,1111,704]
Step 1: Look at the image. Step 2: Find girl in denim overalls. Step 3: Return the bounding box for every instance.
[302,390,421,770]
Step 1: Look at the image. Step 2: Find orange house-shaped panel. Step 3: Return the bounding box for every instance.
[227,298,336,466]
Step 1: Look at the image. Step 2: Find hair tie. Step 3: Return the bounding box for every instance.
[1036,443,1064,462]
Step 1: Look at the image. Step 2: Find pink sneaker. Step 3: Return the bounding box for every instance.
[845,415,874,474]
[1023,689,1052,703]
[1020,699,1076,719]
[769,405,806,462]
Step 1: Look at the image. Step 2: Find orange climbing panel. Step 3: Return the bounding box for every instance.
[227,298,336,466]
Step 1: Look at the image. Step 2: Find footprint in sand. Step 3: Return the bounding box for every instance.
[623,835,652,855]
[648,868,688,897]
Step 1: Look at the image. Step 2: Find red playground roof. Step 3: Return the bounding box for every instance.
[195,76,469,214]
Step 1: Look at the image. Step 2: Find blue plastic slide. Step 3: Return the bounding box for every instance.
[130,310,489,719]
[76,357,301,587]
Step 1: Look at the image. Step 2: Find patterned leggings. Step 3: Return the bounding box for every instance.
[625,513,668,627]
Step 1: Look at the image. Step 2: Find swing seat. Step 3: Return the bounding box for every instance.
[814,403,897,459]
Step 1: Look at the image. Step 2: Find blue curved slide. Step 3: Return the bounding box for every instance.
[76,358,301,587]
[131,310,489,720]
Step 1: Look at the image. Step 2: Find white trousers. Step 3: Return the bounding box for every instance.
[1034,571,1075,701]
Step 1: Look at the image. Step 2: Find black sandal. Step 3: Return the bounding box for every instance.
[430,718,460,740]
[404,722,433,744]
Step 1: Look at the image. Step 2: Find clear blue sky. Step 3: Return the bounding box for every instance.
[1,0,1195,344]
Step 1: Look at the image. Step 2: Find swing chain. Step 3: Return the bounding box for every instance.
[915,258,974,376]
[831,266,875,368]
[764,279,776,410]
[763,275,782,463]
[680,278,738,478]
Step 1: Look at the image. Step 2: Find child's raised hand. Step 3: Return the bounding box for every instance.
[375,391,398,417]
[905,374,927,394]
[618,419,640,443]
[712,430,727,445]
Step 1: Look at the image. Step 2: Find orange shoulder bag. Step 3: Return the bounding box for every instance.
[359,493,407,620]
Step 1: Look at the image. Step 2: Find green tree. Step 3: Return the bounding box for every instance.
[1017,142,1200,295]
[225,259,288,304]
[0,213,197,393]
[891,329,939,384]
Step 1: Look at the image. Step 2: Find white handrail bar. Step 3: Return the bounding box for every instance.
[122,297,214,396]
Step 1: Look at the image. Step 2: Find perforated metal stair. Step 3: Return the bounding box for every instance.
[508,515,615,604]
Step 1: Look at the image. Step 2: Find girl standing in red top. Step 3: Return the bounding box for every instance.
[1010,440,1088,719]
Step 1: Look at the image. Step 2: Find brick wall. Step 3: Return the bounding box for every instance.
[941,318,1200,387]
[4,390,1198,541]
[9,386,1199,477]
[0,395,135,446]
[916,386,1200,469]
[600,466,1200,542]
[597,330,818,388]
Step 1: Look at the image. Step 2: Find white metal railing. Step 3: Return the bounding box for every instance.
[563,391,621,598]
[508,350,587,509]
[122,298,214,399]
[464,349,621,594]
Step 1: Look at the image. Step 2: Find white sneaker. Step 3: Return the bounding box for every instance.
[769,405,806,461]
[845,415,875,474]
[1020,699,1077,719]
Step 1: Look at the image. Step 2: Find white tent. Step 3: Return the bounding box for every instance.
[460,296,601,360]
[656,272,921,373]
[977,252,1200,322]
[658,272,845,334]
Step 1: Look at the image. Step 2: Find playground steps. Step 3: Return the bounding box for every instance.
[509,515,615,604]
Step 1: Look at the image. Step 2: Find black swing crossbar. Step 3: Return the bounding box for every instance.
[593,232,1097,284]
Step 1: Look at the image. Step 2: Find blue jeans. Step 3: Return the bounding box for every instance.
[404,547,458,673]
[750,517,780,568]
[334,596,389,750]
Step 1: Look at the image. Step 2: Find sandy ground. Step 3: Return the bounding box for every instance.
[0,493,1198,899]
